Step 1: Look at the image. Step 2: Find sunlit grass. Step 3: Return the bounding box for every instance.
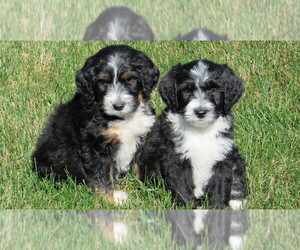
[0,41,299,209]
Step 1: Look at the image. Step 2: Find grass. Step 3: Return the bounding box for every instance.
[0,0,299,40]
[0,41,299,209]
[0,210,298,249]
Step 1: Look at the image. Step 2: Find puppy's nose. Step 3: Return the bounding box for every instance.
[194,109,208,118]
[113,102,125,111]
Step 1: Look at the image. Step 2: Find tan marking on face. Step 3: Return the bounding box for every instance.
[132,163,141,179]
[120,71,133,80]
[102,126,120,142]
[99,72,111,82]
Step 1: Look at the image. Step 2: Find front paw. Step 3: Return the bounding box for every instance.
[229,199,246,209]
[113,191,129,204]
[92,187,128,204]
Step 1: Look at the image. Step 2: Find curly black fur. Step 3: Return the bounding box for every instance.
[83,6,155,40]
[32,45,159,201]
[138,60,247,208]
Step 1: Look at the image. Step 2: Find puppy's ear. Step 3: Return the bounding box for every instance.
[75,69,95,103]
[221,65,244,113]
[141,63,160,99]
[159,64,181,112]
[143,65,159,98]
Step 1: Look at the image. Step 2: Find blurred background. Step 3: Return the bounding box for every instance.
[0,0,299,40]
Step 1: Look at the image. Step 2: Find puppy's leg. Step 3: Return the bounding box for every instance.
[229,152,247,209]
[135,121,163,182]
[112,191,128,204]
[132,163,142,179]
[92,183,128,204]
[206,161,233,209]
[88,165,128,205]
[158,158,197,207]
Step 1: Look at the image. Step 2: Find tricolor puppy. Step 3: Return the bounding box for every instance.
[83,6,156,40]
[138,60,247,208]
[32,45,159,204]
[173,28,228,40]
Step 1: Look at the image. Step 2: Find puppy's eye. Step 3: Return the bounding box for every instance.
[203,80,221,90]
[120,72,133,82]
[183,84,194,93]
[98,72,112,83]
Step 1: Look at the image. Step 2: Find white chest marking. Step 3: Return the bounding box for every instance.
[168,113,233,198]
[111,103,155,175]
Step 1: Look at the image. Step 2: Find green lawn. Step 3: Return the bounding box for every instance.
[0,41,299,209]
[0,0,299,40]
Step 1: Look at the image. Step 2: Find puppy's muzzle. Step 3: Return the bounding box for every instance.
[194,108,208,119]
[113,101,125,111]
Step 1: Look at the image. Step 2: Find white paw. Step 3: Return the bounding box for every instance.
[113,222,128,243]
[113,191,128,204]
[229,200,246,209]
[229,235,245,250]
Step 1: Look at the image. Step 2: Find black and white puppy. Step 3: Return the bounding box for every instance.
[83,6,156,40]
[173,28,228,40]
[32,45,159,204]
[138,60,246,209]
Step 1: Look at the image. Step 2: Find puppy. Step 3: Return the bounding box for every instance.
[32,45,159,204]
[138,60,247,208]
[83,6,156,40]
[173,28,228,40]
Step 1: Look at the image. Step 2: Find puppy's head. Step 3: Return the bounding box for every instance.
[76,45,159,118]
[159,60,243,127]
[83,7,156,41]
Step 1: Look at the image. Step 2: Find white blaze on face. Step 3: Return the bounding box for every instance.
[103,54,135,117]
[190,61,209,84]
[108,54,120,84]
